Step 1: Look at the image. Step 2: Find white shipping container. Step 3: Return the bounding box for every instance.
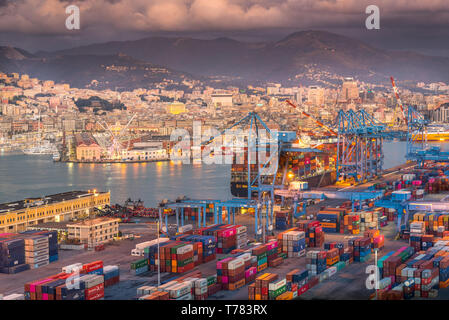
[135,238,170,250]
[80,274,104,289]
[62,263,83,274]
[158,281,178,292]
[177,244,193,255]
[25,254,49,263]
[194,278,208,288]
[25,248,49,257]
[194,286,208,295]
[169,283,191,299]
[238,253,252,262]
[25,242,48,251]
[236,226,247,235]
[269,278,286,291]
[228,258,244,270]
[24,236,48,245]
[175,293,192,300]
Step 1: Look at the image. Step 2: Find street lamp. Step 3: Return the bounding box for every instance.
[374,248,379,300]
[157,220,161,288]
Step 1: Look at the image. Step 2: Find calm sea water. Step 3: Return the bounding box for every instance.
[1,141,448,206]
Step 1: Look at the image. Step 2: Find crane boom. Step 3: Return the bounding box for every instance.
[390,76,407,124]
[285,100,338,136]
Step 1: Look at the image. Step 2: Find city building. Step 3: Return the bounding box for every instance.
[341,78,359,101]
[75,132,102,161]
[307,86,325,106]
[67,217,119,247]
[0,190,110,233]
[121,147,168,161]
[430,103,449,123]
[211,93,233,108]
[166,102,186,115]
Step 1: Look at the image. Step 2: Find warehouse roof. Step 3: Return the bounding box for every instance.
[67,217,120,227]
[0,190,108,214]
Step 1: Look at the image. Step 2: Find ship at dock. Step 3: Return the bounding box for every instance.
[413,124,449,141]
[230,136,338,198]
[22,140,59,155]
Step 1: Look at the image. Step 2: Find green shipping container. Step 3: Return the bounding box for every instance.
[170,244,186,254]
[178,257,194,267]
[131,258,148,270]
[269,285,286,299]
[257,252,267,260]
[207,275,217,286]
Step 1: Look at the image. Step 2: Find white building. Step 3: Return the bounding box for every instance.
[121,147,168,161]
[211,93,233,107]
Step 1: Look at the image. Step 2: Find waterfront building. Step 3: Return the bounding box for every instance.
[0,190,110,233]
[121,147,168,161]
[75,132,102,161]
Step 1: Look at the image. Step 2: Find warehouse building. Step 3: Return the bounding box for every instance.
[0,190,110,233]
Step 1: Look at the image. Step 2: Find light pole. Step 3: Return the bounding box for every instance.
[157,220,160,287]
[374,248,379,300]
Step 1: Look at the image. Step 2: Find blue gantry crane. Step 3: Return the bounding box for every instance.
[336,109,385,183]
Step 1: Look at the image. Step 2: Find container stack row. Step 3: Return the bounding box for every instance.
[0,230,58,274]
[23,260,119,300]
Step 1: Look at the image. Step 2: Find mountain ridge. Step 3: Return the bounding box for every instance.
[2,30,449,88]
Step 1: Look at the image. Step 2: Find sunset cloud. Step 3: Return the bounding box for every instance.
[1,0,449,35]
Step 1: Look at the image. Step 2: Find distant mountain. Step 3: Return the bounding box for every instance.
[41,30,449,84]
[2,30,449,89]
[0,48,200,90]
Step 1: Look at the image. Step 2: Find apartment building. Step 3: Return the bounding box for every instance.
[67,217,120,247]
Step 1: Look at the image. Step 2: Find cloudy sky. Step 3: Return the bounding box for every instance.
[1,0,449,55]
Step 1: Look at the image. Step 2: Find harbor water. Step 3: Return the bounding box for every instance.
[0,141,447,206]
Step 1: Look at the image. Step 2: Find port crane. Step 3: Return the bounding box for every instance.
[335,109,386,184]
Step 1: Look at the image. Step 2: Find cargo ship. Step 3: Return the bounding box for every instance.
[413,124,449,141]
[230,140,337,197]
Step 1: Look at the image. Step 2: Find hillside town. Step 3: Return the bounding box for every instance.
[1,71,449,162]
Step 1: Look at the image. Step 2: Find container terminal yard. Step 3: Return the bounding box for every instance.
[3,104,449,301]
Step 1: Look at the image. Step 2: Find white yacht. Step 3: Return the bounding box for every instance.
[23,140,58,155]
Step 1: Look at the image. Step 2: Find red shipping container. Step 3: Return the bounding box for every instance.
[85,283,104,300]
[298,283,309,296]
[83,261,103,273]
